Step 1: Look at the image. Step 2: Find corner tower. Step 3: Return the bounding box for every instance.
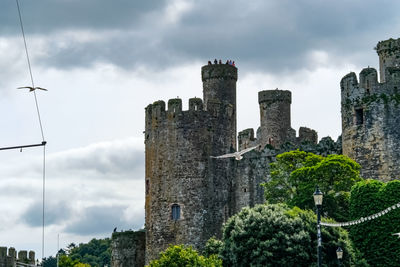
[144,63,238,264]
[341,38,400,181]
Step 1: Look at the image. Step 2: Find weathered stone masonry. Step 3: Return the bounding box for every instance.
[341,37,400,181]
[0,246,35,267]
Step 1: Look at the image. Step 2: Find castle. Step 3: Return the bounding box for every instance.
[110,37,400,267]
[142,64,319,263]
[0,246,36,267]
[341,38,400,181]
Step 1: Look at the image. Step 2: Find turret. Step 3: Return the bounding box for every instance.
[258,89,295,148]
[144,63,239,264]
[376,38,400,82]
[202,64,237,150]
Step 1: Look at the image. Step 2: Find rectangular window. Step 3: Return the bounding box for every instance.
[355,108,364,125]
[171,204,180,220]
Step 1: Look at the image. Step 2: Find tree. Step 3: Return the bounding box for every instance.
[148,245,222,267]
[68,238,111,267]
[262,150,362,221]
[42,256,57,267]
[218,204,366,267]
[59,255,90,267]
[349,179,400,266]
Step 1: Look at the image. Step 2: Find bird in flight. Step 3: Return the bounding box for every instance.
[17,86,48,92]
[211,145,258,161]
[392,233,400,238]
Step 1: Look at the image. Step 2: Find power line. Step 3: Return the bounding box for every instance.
[15,0,47,262]
[15,0,45,141]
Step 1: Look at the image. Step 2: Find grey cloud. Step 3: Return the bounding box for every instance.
[22,200,73,227]
[0,0,167,35]
[0,184,41,197]
[4,0,400,73]
[64,205,141,235]
[44,139,144,180]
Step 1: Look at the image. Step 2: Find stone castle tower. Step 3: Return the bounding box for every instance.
[341,37,400,181]
[143,63,318,264]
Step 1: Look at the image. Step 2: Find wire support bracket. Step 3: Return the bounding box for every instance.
[0,141,47,151]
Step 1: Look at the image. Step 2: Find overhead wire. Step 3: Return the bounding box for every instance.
[15,0,47,262]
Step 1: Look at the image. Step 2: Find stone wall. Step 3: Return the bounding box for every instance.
[0,246,35,267]
[111,231,145,267]
[341,38,400,181]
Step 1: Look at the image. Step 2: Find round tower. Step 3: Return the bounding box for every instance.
[258,89,294,148]
[201,63,237,151]
[144,64,238,264]
[376,38,400,82]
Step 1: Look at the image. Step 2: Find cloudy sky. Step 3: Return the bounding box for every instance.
[1,0,399,259]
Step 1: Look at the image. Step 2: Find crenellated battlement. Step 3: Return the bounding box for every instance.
[145,98,211,127]
[0,246,35,266]
[340,72,358,90]
[359,67,378,92]
[238,128,256,150]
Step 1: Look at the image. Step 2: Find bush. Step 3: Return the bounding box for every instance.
[147,244,222,267]
[219,204,363,266]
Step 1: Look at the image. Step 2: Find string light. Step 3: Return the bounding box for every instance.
[321,201,400,227]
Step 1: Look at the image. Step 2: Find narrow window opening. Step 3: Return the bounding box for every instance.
[366,79,370,89]
[173,107,176,113]
[355,108,364,125]
[195,105,198,111]
[171,204,181,220]
[146,180,150,195]
[244,188,247,192]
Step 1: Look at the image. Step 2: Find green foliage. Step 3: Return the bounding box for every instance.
[147,245,222,267]
[67,238,111,267]
[42,256,57,267]
[204,237,223,257]
[349,179,400,266]
[59,255,90,267]
[219,204,363,266]
[262,150,361,221]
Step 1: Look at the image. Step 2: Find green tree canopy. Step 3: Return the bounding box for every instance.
[58,255,90,267]
[349,179,400,266]
[218,204,366,267]
[262,150,362,221]
[67,238,111,267]
[147,245,222,267]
